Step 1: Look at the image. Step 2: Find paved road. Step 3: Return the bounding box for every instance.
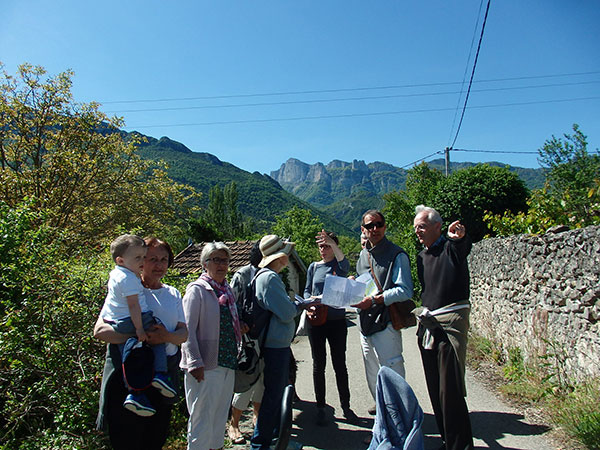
[284,311,555,450]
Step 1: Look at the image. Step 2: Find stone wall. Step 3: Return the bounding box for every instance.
[468,225,600,382]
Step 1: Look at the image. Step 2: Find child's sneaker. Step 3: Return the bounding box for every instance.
[152,372,177,398]
[123,393,156,417]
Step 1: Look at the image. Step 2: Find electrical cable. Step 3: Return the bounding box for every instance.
[100,70,600,105]
[400,151,445,169]
[126,95,600,129]
[448,0,486,147]
[105,80,600,114]
[449,0,491,149]
[452,148,538,154]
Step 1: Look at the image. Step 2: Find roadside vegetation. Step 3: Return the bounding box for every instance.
[468,334,600,450]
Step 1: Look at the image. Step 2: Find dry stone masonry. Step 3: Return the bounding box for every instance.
[468,225,600,382]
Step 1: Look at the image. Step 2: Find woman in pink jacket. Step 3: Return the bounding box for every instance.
[180,242,245,450]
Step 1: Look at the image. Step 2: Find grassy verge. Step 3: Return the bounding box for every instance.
[467,333,600,450]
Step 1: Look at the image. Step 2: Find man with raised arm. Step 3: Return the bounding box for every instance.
[414,205,474,450]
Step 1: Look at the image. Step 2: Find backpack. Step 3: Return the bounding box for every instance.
[240,268,272,341]
[234,334,264,393]
[234,268,271,394]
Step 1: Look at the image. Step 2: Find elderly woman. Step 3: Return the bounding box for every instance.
[251,235,306,450]
[95,237,188,450]
[304,230,358,426]
[180,242,243,450]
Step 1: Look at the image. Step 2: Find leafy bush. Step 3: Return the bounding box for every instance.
[435,164,529,242]
[485,125,600,236]
[272,206,324,265]
[468,332,600,449]
[0,200,109,448]
[0,64,194,249]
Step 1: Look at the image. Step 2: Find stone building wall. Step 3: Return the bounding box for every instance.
[468,225,600,382]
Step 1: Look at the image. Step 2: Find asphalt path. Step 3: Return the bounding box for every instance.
[283,311,555,450]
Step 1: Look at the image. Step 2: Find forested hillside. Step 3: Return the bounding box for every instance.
[134,134,353,235]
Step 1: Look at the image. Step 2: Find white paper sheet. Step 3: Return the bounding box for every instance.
[321,275,367,308]
[355,272,379,297]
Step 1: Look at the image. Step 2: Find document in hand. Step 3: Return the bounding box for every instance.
[295,294,314,304]
[321,275,368,308]
[355,272,379,298]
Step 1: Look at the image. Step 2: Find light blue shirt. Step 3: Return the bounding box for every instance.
[382,252,414,305]
[255,270,301,348]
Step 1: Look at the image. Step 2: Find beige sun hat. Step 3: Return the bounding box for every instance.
[258,235,295,268]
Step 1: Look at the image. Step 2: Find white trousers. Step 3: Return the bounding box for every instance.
[360,323,405,400]
[184,366,235,450]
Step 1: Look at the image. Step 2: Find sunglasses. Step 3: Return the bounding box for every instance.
[362,221,384,230]
[207,257,230,265]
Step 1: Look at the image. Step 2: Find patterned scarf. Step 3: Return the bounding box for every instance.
[200,273,242,345]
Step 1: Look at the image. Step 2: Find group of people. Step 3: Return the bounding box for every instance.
[93,204,475,450]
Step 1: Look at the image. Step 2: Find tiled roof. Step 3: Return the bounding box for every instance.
[172,240,257,275]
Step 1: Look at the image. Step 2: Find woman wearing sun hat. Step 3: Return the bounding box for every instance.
[250,235,306,450]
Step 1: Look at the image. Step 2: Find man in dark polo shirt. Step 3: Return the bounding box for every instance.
[414,205,474,450]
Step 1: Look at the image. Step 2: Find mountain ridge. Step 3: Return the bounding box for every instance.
[129,131,545,234]
[270,157,545,229]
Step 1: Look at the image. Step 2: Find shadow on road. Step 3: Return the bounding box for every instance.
[421,410,551,450]
[290,399,374,450]
[471,410,550,449]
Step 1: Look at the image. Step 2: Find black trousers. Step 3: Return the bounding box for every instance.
[418,326,473,450]
[307,318,350,409]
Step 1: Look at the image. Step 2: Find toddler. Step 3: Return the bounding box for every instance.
[100,234,176,416]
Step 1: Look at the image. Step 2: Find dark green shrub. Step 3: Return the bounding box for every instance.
[0,200,110,448]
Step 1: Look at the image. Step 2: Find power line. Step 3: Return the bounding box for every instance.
[126,96,600,129]
[401,148,539,170]
[449,0,491,149]
[105,80,600,114]
[100,70,600,105]
[400,151,445,169]
[448,0,486,147]
[452,148,538,155]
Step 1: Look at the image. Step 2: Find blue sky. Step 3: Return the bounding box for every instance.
[2,1,599,174]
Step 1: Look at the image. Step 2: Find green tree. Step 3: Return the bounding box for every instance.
[384,163,444,243]
[0,64,195,246]
[199,181,251,241]
[435,164,529,241]
[538,124,600,224]
[272,206,324,265]
[188,216,222,242]
[383,163,445,296]
[485,125,600,235]
[224,181,241,235]
[206,184,226,231]
[337,235,362,274]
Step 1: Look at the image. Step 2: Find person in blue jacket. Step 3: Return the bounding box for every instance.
[250,235,305,450]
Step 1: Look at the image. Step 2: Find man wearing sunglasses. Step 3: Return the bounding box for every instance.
[353,210,414,413]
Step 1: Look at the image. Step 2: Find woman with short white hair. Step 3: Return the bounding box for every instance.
[180,242,242,450]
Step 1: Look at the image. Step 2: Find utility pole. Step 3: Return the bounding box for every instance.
[445,147,451,177]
